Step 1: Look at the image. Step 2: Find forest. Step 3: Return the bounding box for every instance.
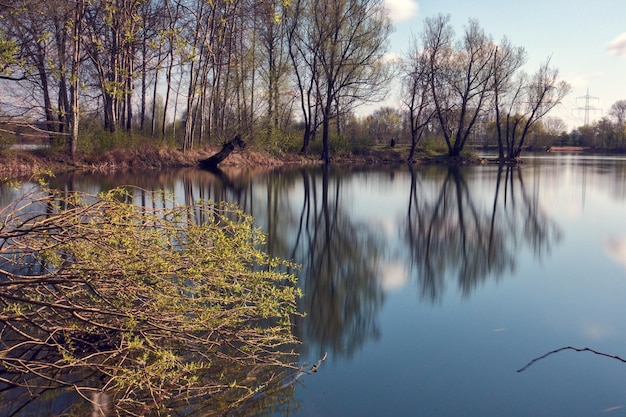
[0,0,625,165]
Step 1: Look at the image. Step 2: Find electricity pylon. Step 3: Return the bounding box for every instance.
[575,88,601,125]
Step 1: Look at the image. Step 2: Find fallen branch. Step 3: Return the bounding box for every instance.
[517,346,626,373]
[279,352,328,389]
[199,134,246,169]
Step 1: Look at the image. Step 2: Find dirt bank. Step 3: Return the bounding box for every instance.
[1,145,463,179]
[0,146,297,178]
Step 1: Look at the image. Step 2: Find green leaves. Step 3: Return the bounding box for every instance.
[0,185,301,415]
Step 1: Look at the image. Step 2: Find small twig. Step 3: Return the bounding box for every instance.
[310,351,328,372]
[517,346,626,373]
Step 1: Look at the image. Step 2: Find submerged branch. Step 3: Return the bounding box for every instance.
[517,346,626,373]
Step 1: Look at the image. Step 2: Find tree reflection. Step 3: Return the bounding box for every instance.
[289,167,385,358]
[404,165,561,302]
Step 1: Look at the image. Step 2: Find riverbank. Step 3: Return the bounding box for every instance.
[0,146,282,178]
[0,144,414,178]
[0,144,486,179]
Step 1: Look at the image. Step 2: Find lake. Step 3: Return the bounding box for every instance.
[2,154,626,416]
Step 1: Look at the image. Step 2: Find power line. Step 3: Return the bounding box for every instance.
[575,88,601,125]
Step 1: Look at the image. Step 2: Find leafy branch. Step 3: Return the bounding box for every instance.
[0,184,302,415]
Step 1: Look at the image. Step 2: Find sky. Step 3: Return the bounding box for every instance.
[380,0,626,129]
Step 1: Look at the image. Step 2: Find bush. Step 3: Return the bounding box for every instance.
[0,184,301,415]
[0,132,15,151]
[253,127,302,156]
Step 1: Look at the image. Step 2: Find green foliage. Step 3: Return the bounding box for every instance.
[254,127,302,156]
[0,185,301,415]
[329,133,354,156]
[79,125,134,153]
[0,30,20,75]
[77,118,180,153]
[420,134,449,155]
[0,131,15,151]
[304,132,354,158]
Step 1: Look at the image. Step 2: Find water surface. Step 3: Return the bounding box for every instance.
[3,155,626,416]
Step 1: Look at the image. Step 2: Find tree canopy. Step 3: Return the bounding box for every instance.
[402,14,570,162]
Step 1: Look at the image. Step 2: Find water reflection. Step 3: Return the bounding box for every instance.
[29,164,564,359]
[1,159,593,415]
[403,165,561,302]
[291,167,384,358]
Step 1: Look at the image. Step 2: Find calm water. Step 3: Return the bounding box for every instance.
[3,154,626,416]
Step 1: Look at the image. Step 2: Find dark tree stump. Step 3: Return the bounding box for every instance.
[199,135,246,169]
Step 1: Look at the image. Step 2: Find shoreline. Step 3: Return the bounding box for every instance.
[6,144,619,180]
[0,147,284,178]
[0,145,417,179]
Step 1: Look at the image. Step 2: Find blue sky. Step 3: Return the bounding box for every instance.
[382,0,626,129]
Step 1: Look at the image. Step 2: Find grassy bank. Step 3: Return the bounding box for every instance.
[0,145,289,178]
[0,142,464,180]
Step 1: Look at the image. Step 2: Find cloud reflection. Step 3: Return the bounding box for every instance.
[378,260,408,291]
[604,236,626,271]
[581,320,614,341]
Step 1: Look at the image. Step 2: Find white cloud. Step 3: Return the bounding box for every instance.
[384,0,418,22]
[607,32,626,56]
[382,52,402,63]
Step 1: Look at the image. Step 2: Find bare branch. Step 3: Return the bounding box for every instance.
[517,346,626,373]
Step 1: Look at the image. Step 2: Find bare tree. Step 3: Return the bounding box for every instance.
[68,0,85,157]
[609,99,626,126]
[285,0,322,155]
[0,0,88,151]
[402,36,436,162]
[257,0,291,140]
[1,1,63,139]
[423,15,497,158]
[491,37,527,162]
[496,59,570,162]
[82,0,142,133]
[288,0,392,163]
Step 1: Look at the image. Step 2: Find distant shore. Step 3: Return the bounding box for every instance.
[546,146,588,152]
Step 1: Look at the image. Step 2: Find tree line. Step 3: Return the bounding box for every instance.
[0,0,392,163]
[3,1,613,164]
[559,100,626,150]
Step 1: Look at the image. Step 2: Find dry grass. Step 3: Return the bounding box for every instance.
[84,146,300,172]
[1,143,420,180]
[0,150,68,177]
[0,145,305,178]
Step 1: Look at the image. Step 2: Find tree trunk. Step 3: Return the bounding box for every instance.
[198,135,246,169]
[300,125,311,155]
[69,0,84,159]
[36,62,56,143]
[321,115,330,164]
